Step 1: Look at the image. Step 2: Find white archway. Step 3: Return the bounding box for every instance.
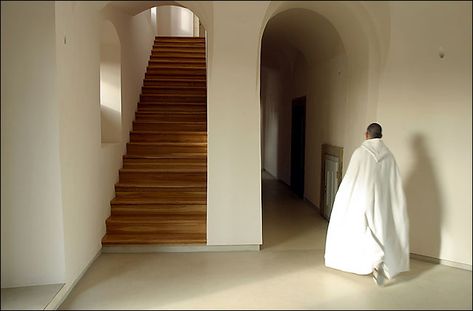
[259,2,385,209]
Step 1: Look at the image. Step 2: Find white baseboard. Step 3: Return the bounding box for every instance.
[44,249,102,310]
[410,253,472,271]
[102,244,261,253]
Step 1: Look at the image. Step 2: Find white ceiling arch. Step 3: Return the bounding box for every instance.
[103,1,213,33]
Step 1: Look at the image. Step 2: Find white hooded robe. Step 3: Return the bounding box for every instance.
[324,138,409,279]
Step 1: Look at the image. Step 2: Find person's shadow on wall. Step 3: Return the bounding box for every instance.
[395,133,443,284]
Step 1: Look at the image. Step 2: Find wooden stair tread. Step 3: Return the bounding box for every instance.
[106,216,205,224]
[131,130,207,134]
[127,141,206,145]
[149,59,205,64]
[144,77,206,82]
[140,93,206,96]
[110,204,206,209]
[122,155,207,160]
[102,233,206,245]
[111,197,206,205]
[115,183,206,189]
[133,120,206,123]
[119,167,206,173]
[142,85,206,89]
[104,36,208,246]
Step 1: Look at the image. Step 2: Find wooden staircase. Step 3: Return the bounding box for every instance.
[102,36,207,245]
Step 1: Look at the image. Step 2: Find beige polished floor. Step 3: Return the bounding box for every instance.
[60,173,472,310]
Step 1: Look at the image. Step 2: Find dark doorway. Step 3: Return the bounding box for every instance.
[290,96,306,198]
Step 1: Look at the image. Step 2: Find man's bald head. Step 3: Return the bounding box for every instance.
[366,123,383,139]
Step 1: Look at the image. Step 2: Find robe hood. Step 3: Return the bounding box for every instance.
[361,138,390,163]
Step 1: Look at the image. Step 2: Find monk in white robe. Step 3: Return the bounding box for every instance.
[324,123,409,285]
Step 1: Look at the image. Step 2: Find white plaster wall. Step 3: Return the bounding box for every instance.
[1,1,65,287]
[206,1,270,245]
[157,5,194,37]
[54,2,156,291]
[376,1,472,265]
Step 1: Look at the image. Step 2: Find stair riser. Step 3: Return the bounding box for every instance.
[154,37,205,41]
[127,143,206,156]
[106,223,206,235]
[153,42,205,47]
[150,53,205,60]
[130,132,207,143]
[123,158,206,168]
[122,164,206,171]
[135,111,207,116]
[153,46,205,50]
[154,42,205,47]
[151,48,205,55]
[133,122,206,132]
[119,171,206,185]
[110,205,206,217]
[135,115,206,123]
[146,69,206,77]
[137,105,207,113]
[140,95,206,103]
[148,61,206,68]
[115,185,206,192]
[143,80,206,87]
[138,102,207,112]
[145,73,206,80]
[141,88,206,95]
[115,191,206,200]
[111,210,206,218]
[113,198,206,205]
[149,58,205,64]
[102,237,206,245]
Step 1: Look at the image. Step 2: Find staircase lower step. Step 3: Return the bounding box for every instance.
[153,43,205,49]
[143,78,206,87]
[133,121,206,132]
[102,233,206,245]
[147,61,206,68]
[110,204,206,217]
[123,156,206,169]
[154,36,205,41]
[123,154,207,160]
[148,58,205,65]
[130,131,207,143]
[141,85,206,95]
[105,216,206,235]
[151,47,205,54]
[115,183,206,192]
[146,68,206,76]
[135,112,206,122]
[138,101,206,109]
[140,94,206,103]
[135,116,206,122]
[145,73,206,80]
[112,191,206,204]
[126,142,207,155]
[119,168,206,185]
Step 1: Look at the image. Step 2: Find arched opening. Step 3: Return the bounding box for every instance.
[100,20,121,144]
[100,2,210,245]
[260,8,348,250]
[156,5,206,38]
